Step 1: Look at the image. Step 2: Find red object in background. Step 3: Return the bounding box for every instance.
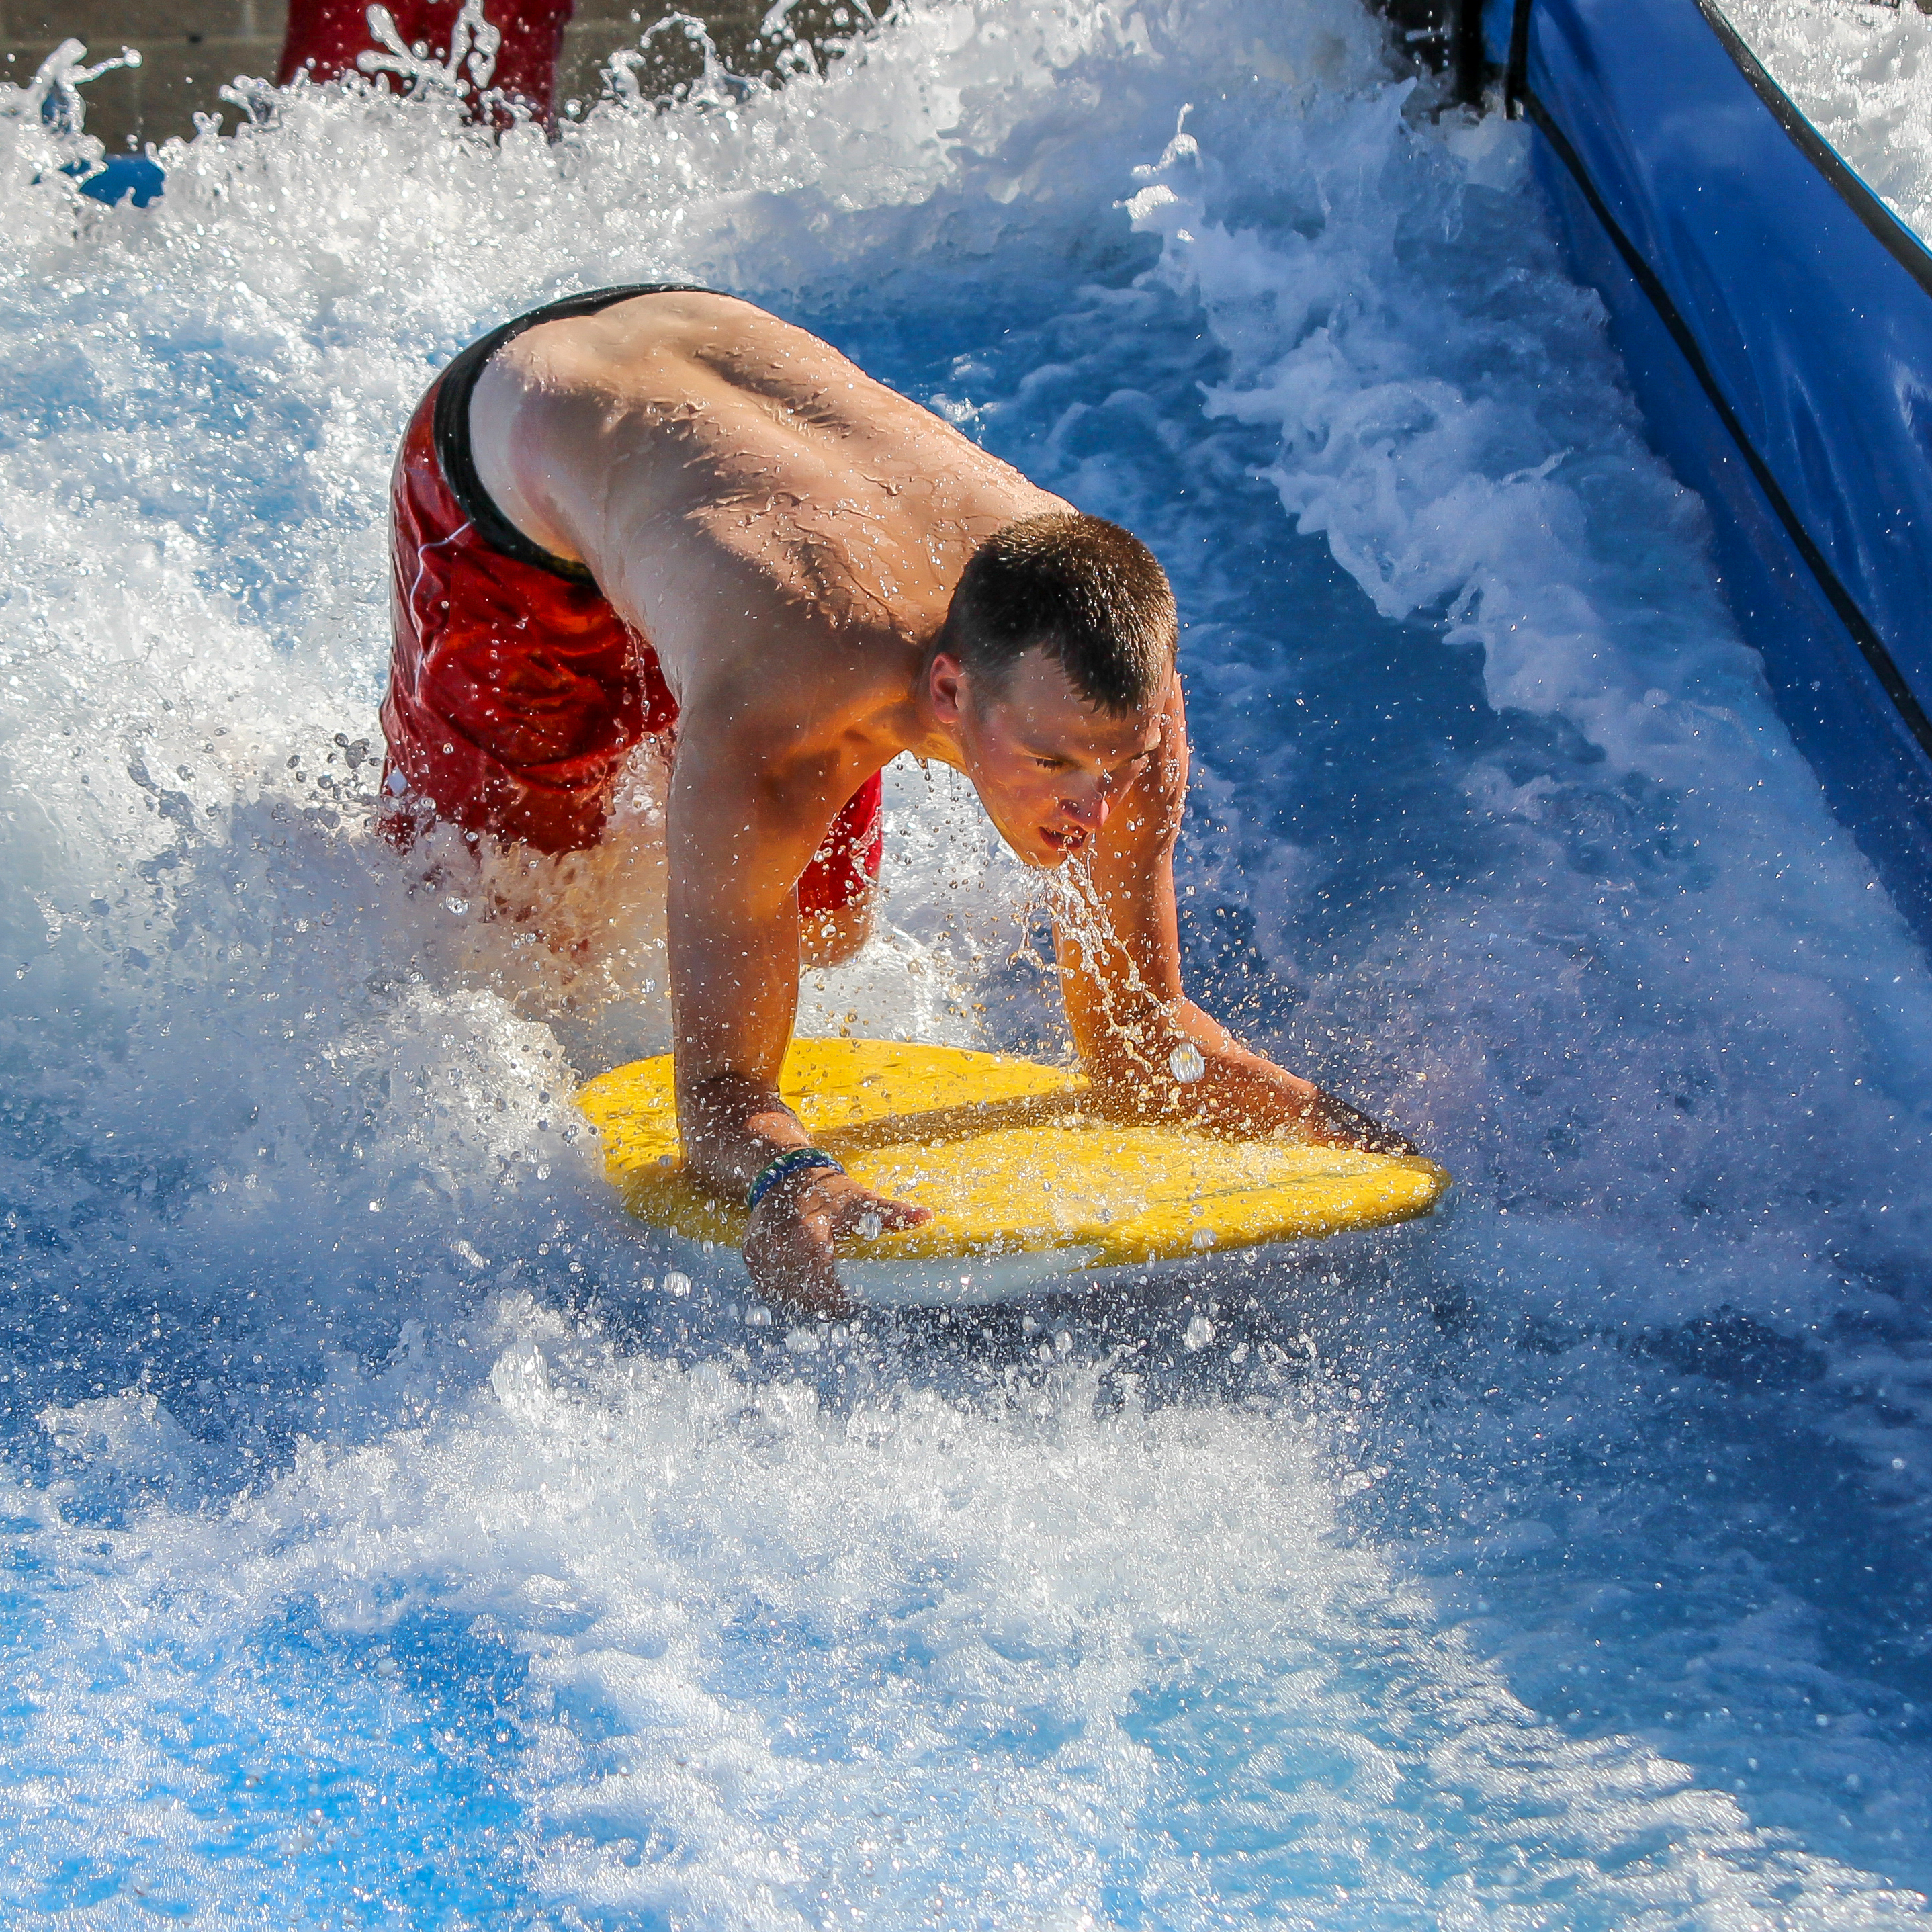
[277,0,576,126]
[380,378,887,916]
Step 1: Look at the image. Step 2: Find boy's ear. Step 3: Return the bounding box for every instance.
[927,650,967,725]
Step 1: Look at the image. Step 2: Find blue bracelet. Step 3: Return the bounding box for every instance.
[746,1147,844,1213]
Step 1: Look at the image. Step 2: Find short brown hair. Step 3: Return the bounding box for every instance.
[940,512,1176,714]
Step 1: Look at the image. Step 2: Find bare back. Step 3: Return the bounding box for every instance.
[467,290,1065,750]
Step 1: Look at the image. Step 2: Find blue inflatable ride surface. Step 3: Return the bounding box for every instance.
[70,152,165,206]
[1494,0,1932,945]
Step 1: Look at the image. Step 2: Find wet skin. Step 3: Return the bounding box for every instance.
[465,290,1411,1315]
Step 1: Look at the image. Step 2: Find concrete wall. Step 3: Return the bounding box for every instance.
[2,0,281,152]
[3,0,776,155]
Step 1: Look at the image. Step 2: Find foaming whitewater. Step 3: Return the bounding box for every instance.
[3,1,1932,1922]
[1724,0,1932,241]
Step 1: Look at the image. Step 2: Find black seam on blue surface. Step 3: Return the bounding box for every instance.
[1694,0,1932,306]
[1522,88,1932,766]
[431,283,723,586]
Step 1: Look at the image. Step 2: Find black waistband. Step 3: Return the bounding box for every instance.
[431,283,723,586]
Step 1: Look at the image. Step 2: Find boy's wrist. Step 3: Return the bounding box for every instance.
[744,1145,844,1213]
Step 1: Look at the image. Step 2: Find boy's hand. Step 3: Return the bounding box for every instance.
[1089,1028,1417,1156]
[742,1170,931,1317]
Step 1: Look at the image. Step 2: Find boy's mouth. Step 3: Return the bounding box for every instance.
[1039,824,1088,855]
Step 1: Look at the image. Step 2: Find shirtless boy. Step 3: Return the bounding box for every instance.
[382,285,1410,1312]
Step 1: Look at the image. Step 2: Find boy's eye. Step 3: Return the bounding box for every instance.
[1034,757,1063,771]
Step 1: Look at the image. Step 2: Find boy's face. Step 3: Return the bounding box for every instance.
[930,647,1170,867]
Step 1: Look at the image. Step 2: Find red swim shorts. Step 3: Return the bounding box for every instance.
[379,306,883,919]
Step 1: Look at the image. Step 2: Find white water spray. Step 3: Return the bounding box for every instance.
[2,0,1931,1922]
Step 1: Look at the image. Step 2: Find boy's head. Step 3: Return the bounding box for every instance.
[939,511,1176,715]
[927,513,1178,865]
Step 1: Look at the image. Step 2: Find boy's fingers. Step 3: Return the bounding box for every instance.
[1305,1090,1415,1157]
[831,1189,930,1235]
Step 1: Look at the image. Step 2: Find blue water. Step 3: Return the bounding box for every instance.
[3,0,1931,1923]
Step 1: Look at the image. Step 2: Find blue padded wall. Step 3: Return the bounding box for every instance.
[1492,0,1932,944]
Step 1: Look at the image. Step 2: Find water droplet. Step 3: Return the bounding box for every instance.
[1170,1043,1206,1084]
[662,1271,691,1298]
[857,1210,883,1241]
[1184,1313,1215,1350]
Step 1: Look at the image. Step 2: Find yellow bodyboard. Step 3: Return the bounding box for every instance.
[577,1039,1450,1292]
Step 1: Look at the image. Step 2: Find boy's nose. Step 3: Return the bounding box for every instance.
[1059,789,1110,830]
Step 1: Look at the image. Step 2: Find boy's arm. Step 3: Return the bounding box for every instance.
[665,721,928,1313]
[1059,678,1415,1153]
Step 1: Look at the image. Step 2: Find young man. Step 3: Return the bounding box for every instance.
[382,286,1411,1311]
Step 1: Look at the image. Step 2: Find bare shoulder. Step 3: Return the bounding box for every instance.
[472,289,1067,708]
[666,646,899,850]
